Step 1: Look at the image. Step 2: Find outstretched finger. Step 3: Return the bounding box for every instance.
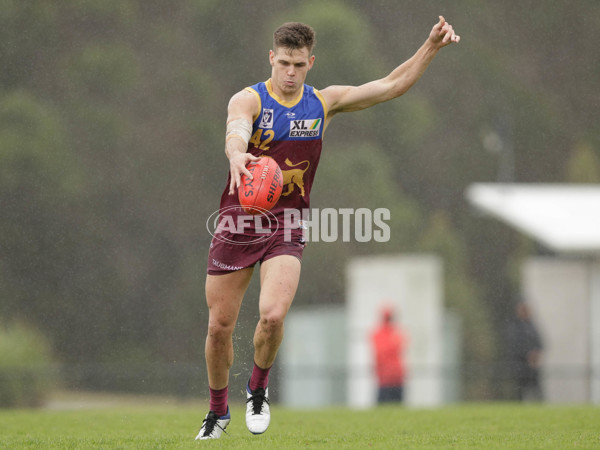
[229,172,239,195]
[432,15,444,34]
[241,164,254,180]
[438,15,445,29]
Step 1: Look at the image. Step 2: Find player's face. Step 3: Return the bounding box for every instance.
[269,46,314,100]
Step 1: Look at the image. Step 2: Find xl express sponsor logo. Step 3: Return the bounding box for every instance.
[289,119,321,137]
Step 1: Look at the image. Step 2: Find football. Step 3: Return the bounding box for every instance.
[238,157,283,214]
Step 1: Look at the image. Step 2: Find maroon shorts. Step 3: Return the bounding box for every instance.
[207,230,306,275]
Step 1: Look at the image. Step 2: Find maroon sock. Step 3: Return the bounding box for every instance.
[248,362,271,391]
[209,386,228,417]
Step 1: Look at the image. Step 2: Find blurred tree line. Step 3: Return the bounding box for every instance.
[0,0,598,399]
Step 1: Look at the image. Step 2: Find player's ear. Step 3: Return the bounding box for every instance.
[308,54,315,70]
[269,49,275,67]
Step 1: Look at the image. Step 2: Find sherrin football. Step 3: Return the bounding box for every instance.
[238,157,283,214]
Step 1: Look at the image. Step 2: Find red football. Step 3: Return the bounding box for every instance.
[238,157,283,214]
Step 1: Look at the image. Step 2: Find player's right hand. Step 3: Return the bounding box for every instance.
[228,151,260,195]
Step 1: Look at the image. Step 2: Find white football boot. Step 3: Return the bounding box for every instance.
[246,386,270,434]
[195,409,230,440]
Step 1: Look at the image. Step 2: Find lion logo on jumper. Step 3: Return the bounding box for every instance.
[281,158,310,197]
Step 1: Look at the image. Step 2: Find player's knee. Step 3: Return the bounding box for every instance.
[207,318,235,340]
[259,309,286,332]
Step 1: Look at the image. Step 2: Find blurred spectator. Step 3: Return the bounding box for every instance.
[507,301,544,401]
[371,305,408,403]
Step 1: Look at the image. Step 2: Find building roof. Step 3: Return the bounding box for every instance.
[465,183,600,255]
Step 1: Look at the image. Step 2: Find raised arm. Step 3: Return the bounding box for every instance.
[224,89,260,194]
[321,16,460,120]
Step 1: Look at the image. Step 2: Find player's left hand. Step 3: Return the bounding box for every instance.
[429,16,460,48]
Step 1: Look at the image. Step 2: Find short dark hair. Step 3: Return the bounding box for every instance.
[273,22,316,53]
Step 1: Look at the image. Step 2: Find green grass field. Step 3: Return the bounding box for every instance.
[1,394,600,449]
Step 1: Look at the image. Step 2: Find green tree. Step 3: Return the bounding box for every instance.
[419,211,495,399]
[0,90,83,322]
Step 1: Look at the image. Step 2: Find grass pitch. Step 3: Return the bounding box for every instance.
[1,395,599,449]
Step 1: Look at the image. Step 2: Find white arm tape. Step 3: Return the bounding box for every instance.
[226,118,252,144]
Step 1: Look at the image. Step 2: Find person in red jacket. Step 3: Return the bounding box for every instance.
[371,305,408,403]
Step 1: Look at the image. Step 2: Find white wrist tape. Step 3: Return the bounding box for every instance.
[226,118,252,144]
